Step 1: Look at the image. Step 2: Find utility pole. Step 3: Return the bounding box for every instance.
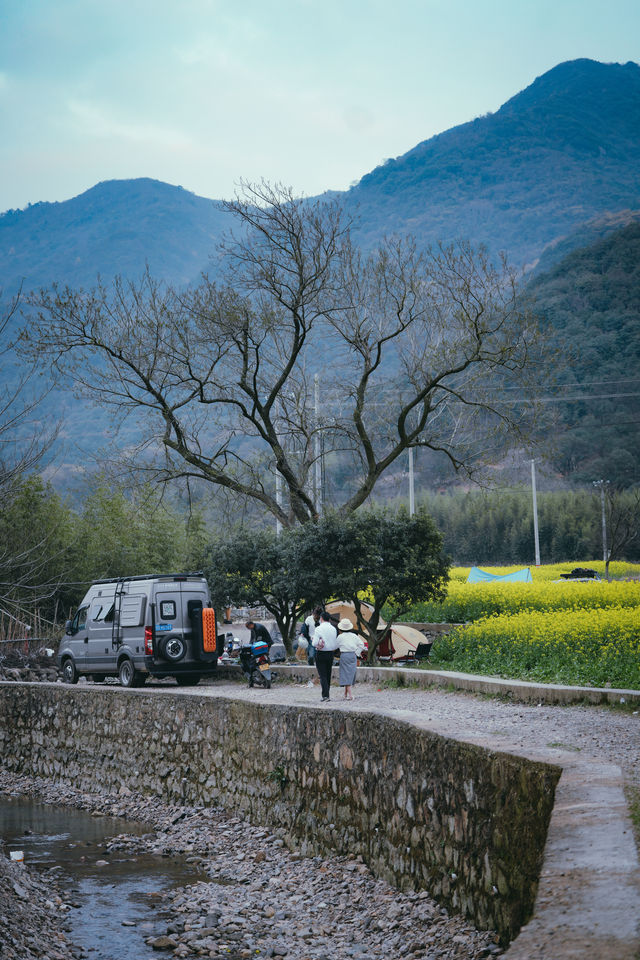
[275,470,282,535]
[529,458,541,567]
[408,448,415,516]
[275,397,282,535]
[593,480,609,566]
[314,373,322,517]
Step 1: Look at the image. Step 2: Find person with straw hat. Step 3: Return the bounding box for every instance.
[336,617,365,701]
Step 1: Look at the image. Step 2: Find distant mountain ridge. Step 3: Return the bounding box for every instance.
[346,58,640,266]
[532,208,640,275]
[0,178,229,294]
[1,57,640,294]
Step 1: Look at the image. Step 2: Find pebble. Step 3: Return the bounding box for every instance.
[0,853,78,960]
[1,770,501,959]
[0,649,58,684]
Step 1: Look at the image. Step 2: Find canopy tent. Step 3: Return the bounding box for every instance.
[376,623,427,661]
[324,600,426,662]
[325,599,382,630]
[466,566,532,583]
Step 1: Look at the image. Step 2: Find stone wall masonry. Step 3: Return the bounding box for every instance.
[0,683,560,946]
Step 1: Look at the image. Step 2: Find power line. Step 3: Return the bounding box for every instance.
[562,418,640,431]
[493,392,640,404]
[497,377,640,393]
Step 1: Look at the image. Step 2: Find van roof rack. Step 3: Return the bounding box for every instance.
[91,572,205,585]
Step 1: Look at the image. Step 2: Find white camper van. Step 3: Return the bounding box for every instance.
[58,573,219,687]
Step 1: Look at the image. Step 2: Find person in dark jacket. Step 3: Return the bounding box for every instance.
[246,620,273,648]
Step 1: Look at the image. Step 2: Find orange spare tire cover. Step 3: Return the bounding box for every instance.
[202,607,217,653]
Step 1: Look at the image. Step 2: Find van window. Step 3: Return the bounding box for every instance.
[90,600,114,622]
[120,595,146,627]
[70,606,89,635]
[159,600,176,620]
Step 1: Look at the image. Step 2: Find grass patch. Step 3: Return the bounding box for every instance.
[624,784,640,857]
[375,674,421,690]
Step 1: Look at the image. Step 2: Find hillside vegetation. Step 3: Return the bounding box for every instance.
[0,178,230,294]
[528,221,640,484]
[348,59,640,266]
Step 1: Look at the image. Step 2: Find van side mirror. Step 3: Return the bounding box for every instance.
[65,620,73,636]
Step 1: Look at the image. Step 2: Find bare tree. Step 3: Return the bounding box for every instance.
[28,182,545,527]
[0,290,65,630]
[599,484,640,580]
[0,288,58,501]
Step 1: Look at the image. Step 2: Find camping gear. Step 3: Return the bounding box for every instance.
[415,641,433,661]
[325,600,426,663]
[239,643,272,688]
[559,567,601,580]
[466,566,532,583]
[376,623,427,662]
[251,639,269,658]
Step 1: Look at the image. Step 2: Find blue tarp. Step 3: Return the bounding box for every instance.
[467,566,532,583]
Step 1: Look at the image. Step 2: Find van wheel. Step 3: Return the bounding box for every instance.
[118,658,138,688]
[175,675,200,687]
[61,658,78,684]
[159,636,187,663]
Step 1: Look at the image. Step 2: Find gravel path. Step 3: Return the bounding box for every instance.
[172,675,640,788]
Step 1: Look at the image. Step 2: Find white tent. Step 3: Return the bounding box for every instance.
[325,600,426,662]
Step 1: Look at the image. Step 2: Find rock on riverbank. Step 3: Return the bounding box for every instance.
[0,773,501,960]
[0,648,58,683]
[0,847,79,960]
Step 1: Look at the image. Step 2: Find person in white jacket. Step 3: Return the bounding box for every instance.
[312,611,339,701]
[336,617,365,700]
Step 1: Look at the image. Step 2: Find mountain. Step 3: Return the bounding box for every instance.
[345,58,640,267]
[1,59,640,295]
[531,208,640,275]
[2,58,640,491]
[528,220,640,485]
[0,178,230,295]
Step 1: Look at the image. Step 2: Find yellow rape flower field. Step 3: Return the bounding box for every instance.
[405,562,640,690]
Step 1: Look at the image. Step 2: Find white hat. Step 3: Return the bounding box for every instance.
[338,617,354,631]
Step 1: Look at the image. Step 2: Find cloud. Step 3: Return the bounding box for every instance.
[67,99,193,148]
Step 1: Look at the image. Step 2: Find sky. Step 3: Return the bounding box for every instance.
[1,0,639,213]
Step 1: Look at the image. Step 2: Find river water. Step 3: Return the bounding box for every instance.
[1,795,203,959]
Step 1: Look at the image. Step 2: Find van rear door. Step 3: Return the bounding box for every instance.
[180,584,213,660]
[153,587,183,662]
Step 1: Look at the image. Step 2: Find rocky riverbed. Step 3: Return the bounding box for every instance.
[0,772,501,960]
[0,843,79,960]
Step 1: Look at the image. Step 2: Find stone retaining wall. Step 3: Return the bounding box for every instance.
[0,684,560,945]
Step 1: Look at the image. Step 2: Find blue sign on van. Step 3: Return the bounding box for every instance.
[156,624,172,631]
